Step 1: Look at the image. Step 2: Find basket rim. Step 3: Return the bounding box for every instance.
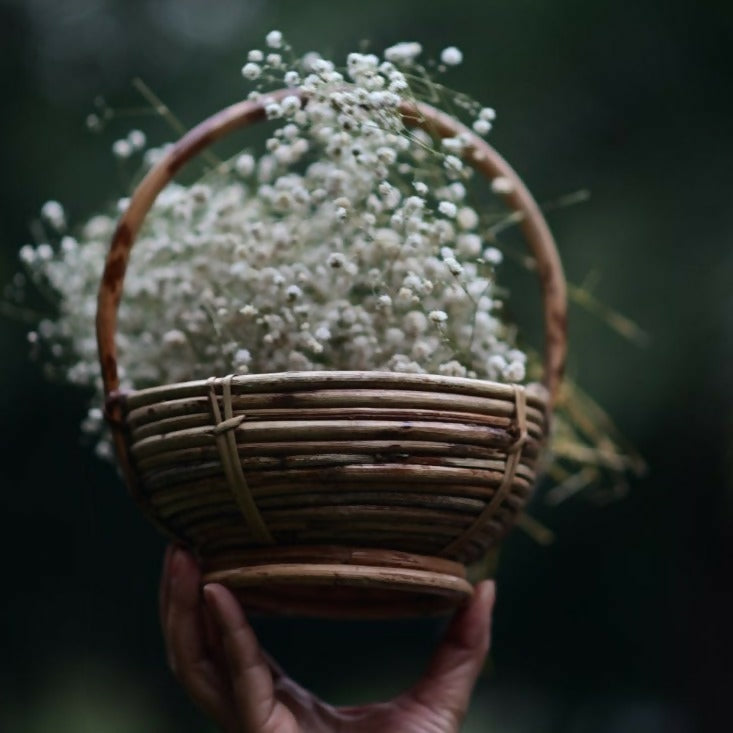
[120,370,550,411]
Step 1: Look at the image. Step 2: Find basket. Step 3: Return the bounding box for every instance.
[97,88,567,618]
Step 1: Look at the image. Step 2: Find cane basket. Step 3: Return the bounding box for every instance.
[97,88,567,618]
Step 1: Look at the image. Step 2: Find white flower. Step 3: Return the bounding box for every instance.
[457,233,482,257]
[266,30,283,49]
[86,113,101,132]
[41,200,66,230]
[438,360,467,377]
[428,310,448,324]
[483,247,503,265]
[314,325,331,341]
[444,257,464,276]
[479,107,496,121]
[281,95,301,117]
[235,153,255,177]
[503,360,526,382]
[438,200,457,218]
[242,62,261,80]
[36,244,53,261]
[128,129,146,150]
[112,139,132,159]
[19,245,35,264]
[327,252,346,269]
[384,42,422,64]
[248,49,264,62]
[472,118,492,136]
[444,155,463,173]
[163,329,187,347]
[440,46,463,66]
[265,102,282,119]
[456,207,479,230]
[491,176,514,194]
[234,348,252,364]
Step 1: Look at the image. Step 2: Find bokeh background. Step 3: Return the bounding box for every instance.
[1,1,731,731]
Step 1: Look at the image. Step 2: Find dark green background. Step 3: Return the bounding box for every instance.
[1,1,731,731]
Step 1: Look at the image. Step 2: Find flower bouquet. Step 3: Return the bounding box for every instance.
[15,35,569,617]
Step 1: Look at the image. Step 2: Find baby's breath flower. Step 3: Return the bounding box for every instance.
[281,95,301,117]
[266,30,283,49]
[472,118,492,136]
[235,153,255,177]
[112,139,132,159]
[444,154,463,173]
[234,348,251,364]
[444,257,464,276]
[384,41,422,64]
[265,101,282,119]
[483,246,503,265]
[438,360,467,377]
[86,113,102,132]
[503,360,526,382]
[36,243,53,261]
[163,329,187,347]
[242,62,261,80]
[128,129,146,150]
[491,176,514,194]
[438,200,457,218]
[41,200,66,230]
[429,309,448,324]
[457,233,482,257]
[440,46,463,66]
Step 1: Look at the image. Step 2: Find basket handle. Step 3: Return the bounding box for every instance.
[97,88,566,418]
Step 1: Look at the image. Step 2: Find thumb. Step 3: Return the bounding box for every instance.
[203,583,280,731]
[403,580,495,728]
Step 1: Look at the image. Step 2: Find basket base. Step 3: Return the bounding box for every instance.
[201,546,473,618]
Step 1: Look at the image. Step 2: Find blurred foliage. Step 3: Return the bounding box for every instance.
[1,1,731,731]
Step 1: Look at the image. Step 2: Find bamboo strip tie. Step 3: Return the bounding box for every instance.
[440,384,528,557]
[207,375,273,544]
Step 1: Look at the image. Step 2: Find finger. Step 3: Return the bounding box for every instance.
[203,583,287,731]
[403,580,495,728]
[159,545,174,633]
[166,549,236,729]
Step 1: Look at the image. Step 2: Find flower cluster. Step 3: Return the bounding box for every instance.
[13,35,530,453]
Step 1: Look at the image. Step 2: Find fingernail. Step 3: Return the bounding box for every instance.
[202,584,222,625]
[476,579,496,608]
[170,547,184,578]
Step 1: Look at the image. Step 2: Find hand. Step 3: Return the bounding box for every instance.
[160,546,495,732]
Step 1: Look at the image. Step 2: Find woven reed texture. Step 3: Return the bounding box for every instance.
[124,372,543,565]
[95,90,566,616]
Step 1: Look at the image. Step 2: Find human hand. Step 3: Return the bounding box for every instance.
[160,546,495,733]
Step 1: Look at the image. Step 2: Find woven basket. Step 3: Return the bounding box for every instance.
[97,89,566,618]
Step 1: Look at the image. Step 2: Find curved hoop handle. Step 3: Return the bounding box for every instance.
[97,88,566,421]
